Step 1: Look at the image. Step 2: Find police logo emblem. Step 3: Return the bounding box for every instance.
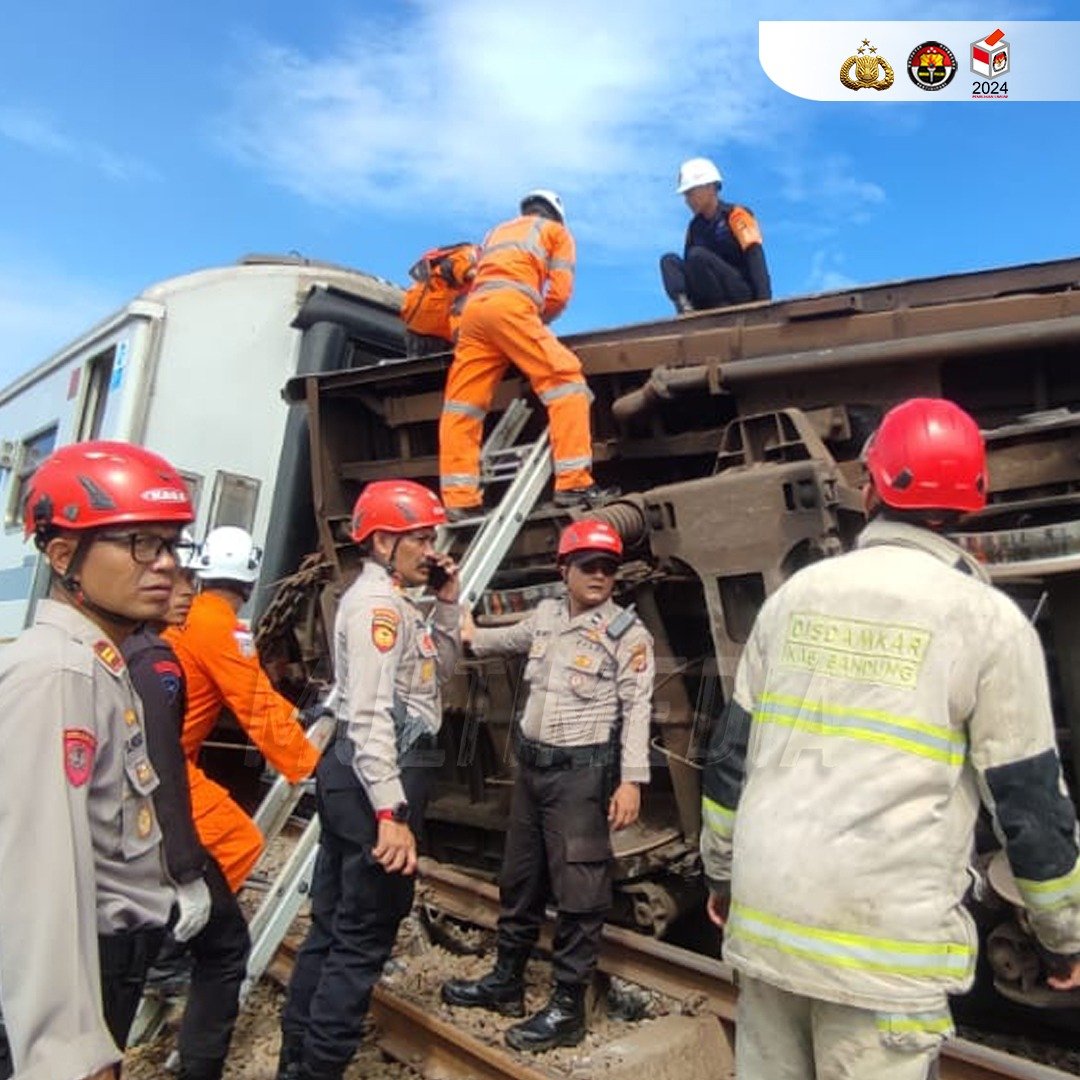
[124,708,139,727]
[840,38,895,91]
[907,40,957,91]
[420,658,435,684]
[630,642,650,673]
[371,607,400,653]
[63,728,96,787]
[137,804,154,838]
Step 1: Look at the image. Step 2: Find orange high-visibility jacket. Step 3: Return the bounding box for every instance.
[164,592,319,819]
[470,215,575,323]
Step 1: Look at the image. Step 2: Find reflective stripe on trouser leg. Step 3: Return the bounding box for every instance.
[546,386,593,490]
[439,341,510,508]
[736,975,946,1080]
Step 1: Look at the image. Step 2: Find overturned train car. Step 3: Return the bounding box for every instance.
[259,257,1080,1003]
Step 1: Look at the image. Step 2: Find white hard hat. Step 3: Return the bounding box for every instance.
[194,525,262,583]
[676,157,723,194]
[520,189,565,223]
[176,527,198,571]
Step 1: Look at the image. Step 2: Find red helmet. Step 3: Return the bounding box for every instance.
[864,398,987,513]
[557,519,623,561]
[24,440,194,548]
[351,480,447,543]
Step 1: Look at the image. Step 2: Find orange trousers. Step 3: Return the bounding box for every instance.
[439,291,594,509]
[189,765,265,893]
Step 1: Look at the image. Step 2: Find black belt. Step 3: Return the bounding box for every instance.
[515,735,613,771]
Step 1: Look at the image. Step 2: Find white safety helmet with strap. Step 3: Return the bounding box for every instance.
[194,525,262,583]
[520,188,566,224]
[676,157,723,193]
[176,527,198,571]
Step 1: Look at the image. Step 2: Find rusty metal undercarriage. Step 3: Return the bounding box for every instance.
[256,258,1080,981]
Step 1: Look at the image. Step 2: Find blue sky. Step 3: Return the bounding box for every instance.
[1,0,1076,389]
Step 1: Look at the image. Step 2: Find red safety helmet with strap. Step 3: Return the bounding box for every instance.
[25,440,194,550]
[863,398,987,513]
[351,480,447,543]
[557,519,623,561]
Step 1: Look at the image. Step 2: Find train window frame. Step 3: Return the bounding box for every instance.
[207,470,260,533]
[4,424,59,531]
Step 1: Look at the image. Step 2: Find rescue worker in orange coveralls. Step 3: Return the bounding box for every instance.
[165,526,320,892]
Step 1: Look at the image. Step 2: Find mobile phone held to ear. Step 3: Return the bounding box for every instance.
[425,556,450,590]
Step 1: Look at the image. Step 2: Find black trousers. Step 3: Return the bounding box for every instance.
[0,925,166,1079]
[497,760,613,986]
[281,741,436,1072]
[173,858,250,1069]
[660,247,753,310]
[99,926,168,1053]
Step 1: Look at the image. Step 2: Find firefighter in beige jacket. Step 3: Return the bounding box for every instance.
[701,399,1080,1079]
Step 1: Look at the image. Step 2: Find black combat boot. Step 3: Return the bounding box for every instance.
[440,947,528,1016]
[275,1035,303,1079]
[504,981,586,1052]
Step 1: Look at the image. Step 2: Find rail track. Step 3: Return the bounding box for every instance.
[269,858,1077,1080]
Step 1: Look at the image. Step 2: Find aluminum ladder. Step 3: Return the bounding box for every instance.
[240,404,553,996]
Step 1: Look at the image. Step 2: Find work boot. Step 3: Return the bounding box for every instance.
[552,484,619,510]
[441,947,528,1016]
[504,981,587,1052]
[275,1036,303,1079]
[179,1058,225,1080]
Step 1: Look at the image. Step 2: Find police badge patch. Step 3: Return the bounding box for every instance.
[64,728,97,787]
[630,642,650,673]
[371,607,400,653]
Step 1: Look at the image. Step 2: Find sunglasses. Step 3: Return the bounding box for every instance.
[573,557,619,577]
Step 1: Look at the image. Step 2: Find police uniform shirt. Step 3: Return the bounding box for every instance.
[334,561,462,810]
[472,597,654,783]
[0,599,172,1080]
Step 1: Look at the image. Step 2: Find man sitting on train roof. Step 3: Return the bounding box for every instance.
[660,157,771,314]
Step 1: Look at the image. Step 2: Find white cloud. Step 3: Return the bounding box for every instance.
[0,265,123,390]
[0,107,155,182]
[804,248,859,293]
[216,0,1029,255]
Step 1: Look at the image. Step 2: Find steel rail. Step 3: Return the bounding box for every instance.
[416,859,1076,1080]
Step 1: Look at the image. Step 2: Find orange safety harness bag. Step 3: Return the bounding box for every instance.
[400,241,478,342]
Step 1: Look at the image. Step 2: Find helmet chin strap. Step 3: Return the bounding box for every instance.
[372,536,404,581]
[59,535,140,629]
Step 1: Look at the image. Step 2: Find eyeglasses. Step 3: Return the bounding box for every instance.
[574,557,619,577]
[97,531,196,566]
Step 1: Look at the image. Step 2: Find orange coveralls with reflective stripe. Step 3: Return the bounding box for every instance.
[438,214,594,509]
[164,592,320,891]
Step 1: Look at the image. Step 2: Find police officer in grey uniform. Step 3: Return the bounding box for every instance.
[0,441,195,1080]
[442,519,654,1052]
[278,480,461,1080]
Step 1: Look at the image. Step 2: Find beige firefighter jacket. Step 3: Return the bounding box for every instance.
[701,519,1080,1013]
[472,596,654,783]
[333,561,461,810]
[0,600,173,1080]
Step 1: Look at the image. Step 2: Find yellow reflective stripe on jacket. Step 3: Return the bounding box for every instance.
[756,692,967,766]
[1015,861,1080,912]
[702,795,735,840]
[729,903,974,979]
[875,1010,954,1035]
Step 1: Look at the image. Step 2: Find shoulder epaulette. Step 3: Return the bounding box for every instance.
[93,638,126,678]
[606,605,639,641]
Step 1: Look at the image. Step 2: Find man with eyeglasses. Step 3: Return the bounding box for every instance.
[0,440,193,1080]
[441,519,654,1053]
[165,525,320,894]
[278,480,461,1080]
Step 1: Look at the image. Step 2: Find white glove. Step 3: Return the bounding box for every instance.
[172,877,212,943]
